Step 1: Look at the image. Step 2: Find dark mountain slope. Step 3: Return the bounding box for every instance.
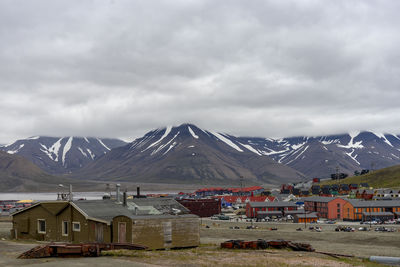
[74,124,305,185]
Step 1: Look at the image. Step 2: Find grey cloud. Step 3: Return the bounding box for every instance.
[1,0,400,143]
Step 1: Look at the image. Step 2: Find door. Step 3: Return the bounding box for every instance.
[95,223,104,243]
[118,222,126,243]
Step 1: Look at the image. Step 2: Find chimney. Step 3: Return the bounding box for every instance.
[69,184,73,201]
[123,191,127,207]
[116,184,121,203]
[137,186,140,198]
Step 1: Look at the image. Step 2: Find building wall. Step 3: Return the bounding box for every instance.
[12,203,111,243]
[130,216,199,249]
[12,203,67,241]
[327,199,348,220]
[112,215,133,243]
[294,217,317,223]
[177,199,221,217]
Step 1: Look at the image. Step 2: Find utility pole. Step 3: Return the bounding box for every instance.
[240,176,244,196]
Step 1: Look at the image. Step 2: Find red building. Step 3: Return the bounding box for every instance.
[304,196,348,220]
[246,201,297,218]
[177,199,221,217]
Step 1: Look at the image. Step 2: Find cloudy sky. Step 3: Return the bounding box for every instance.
[1,0,400,143]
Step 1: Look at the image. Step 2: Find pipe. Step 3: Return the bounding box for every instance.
[369,256,400,265]
[116,184,121,203]
[69,185,73,201]
[137,187,140,197]
[123,191,127,207]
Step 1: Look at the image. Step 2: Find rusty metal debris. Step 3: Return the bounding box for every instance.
[18,243,147,259]
[220,239,315,252]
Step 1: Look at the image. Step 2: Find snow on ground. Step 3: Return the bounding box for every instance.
[84,137,90,143]
[144,126,172,151]
[373,132,394,147]
[210,131,243,152]
[163,142,177,155]
[151,132,180,155]
[78,147,88,157]
[291,142,305,150]
[86,148,95,159]
[62,137,73,165]
[97,138,111,151]
[7,144,24,154]
[48,138,63,162]
[238,142,261,156]
[337,132,363,149]
[188,126,199,139]
[345,149,360,165]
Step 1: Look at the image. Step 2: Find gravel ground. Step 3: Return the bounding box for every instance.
[200,219,400,258]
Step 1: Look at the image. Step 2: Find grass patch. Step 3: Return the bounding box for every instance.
[321,165,400,188]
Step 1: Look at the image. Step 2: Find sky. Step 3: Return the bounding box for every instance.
[1,0,400,143]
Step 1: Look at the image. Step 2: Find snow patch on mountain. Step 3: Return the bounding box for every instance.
[7,144,24,154]
[151,131,180,155]
[86,148,95,160]
[239,142,261,156]
[291,142,305,150]
[373,132,394,147]
[78,147,88,157]
[345,149,360,165]
[49,138,63,162]
[145,126,172,151]
[62,137,73,166]
[210,131,243,152]
[188,126,199,139]
[337,132,363,149]
[97,138,110,151]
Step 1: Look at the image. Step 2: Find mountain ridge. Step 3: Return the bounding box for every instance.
[72,124,306,185]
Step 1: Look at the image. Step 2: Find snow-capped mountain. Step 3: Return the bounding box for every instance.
[0,136,127,174]
[74,124,306,185]
[236,131,400,178]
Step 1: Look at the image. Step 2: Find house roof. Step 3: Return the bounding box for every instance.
[248,201,297,208]
[303,196,338,203]
[347,200,400,208]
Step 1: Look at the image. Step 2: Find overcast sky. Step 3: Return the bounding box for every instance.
[1,0,400,143]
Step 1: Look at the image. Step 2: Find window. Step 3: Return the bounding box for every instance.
[72,222,80,232]
[62,221,68,236]
[38,219,46,234]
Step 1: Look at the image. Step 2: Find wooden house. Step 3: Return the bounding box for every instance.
[11,198,200,249]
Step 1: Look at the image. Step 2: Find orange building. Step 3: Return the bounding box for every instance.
[343,200,400,221]
[293,212,318,223]
[303,197,348,220]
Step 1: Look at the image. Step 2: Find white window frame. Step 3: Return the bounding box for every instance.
[37,219,46,234]
[72,222,81,232]
[62,221,69,236]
